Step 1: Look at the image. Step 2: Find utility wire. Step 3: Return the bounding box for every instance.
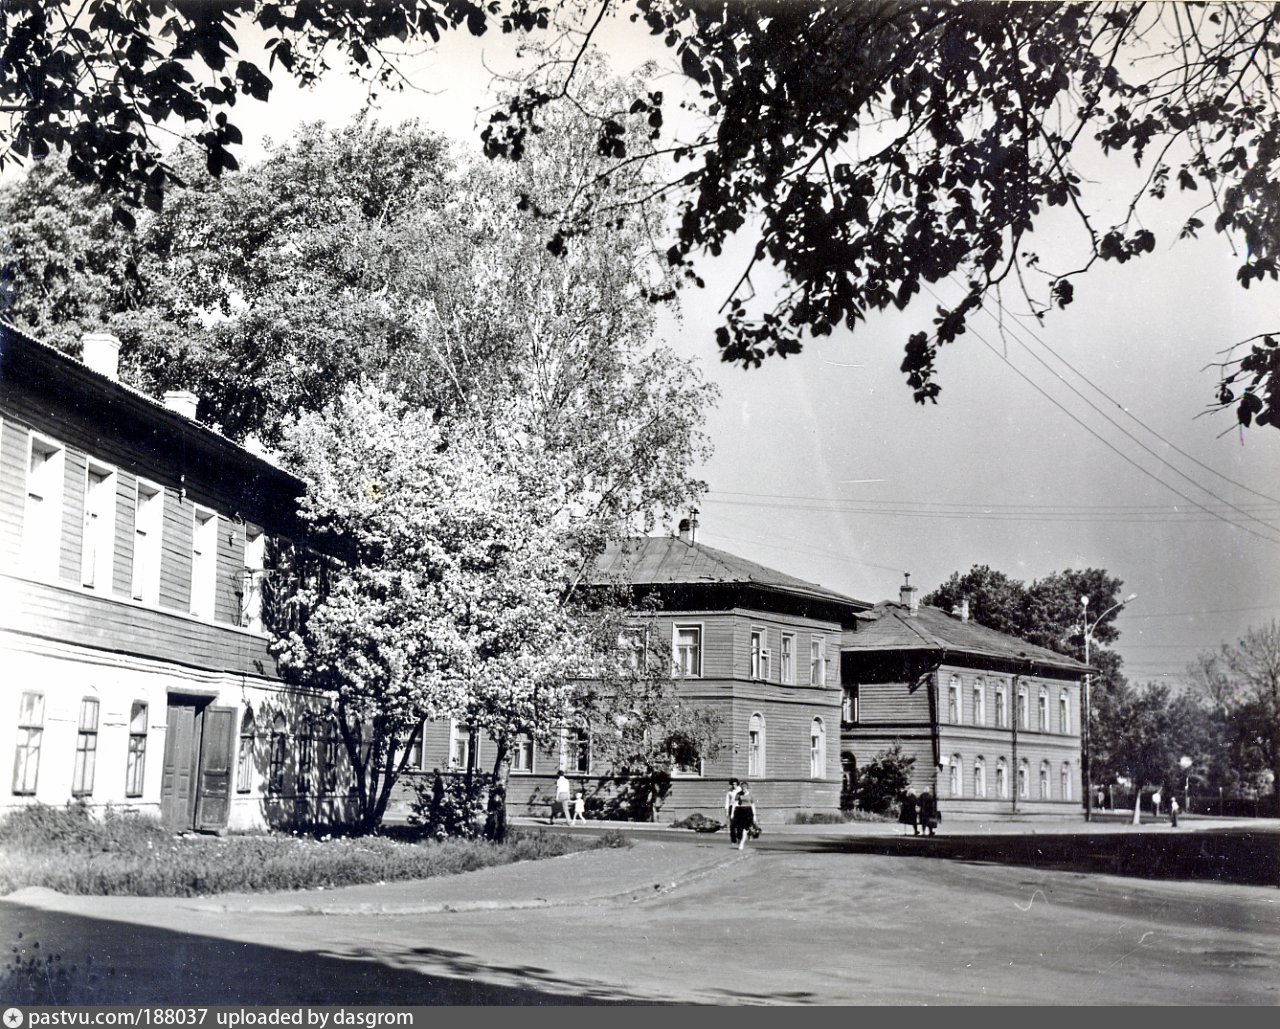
[708,489,1280,514]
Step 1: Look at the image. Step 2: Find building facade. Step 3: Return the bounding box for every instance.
[0,324,351,831]
[841,580,1088,817]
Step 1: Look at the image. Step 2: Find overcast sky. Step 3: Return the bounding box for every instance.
[187,11,1280,686]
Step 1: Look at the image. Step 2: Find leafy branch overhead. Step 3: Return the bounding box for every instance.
[4,2,1280,427]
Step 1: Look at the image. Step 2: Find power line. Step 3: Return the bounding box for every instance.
[707,489,1280,514]
[1120,603,1280,619]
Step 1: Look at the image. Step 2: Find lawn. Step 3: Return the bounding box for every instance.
[0,803,626,897]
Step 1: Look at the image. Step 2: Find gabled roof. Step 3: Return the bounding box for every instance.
[844,601,1090,674]
[594,536,871,611]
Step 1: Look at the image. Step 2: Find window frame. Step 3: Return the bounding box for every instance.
[780,632,796,685]
[322,716,342,793]
[747,712,765,778]
[267,714,288,795]
[949,754,962,797]
[240,525,267,633]
[510,734,535,774]
[23,432,66,580]
[237,708,256,794]
[71,695,100,797]
[809,635,826,686]
[1061,761,1073,800]
[995,757,1008,799]
[1038,688,1048,731]
[131,477,164,605]
[974,756,987,798]
[1060,689,1071,734]
[1017,684,1030,730]
[672,623,704,678]
[1039,759,1051,800]
[1017,758,1029,799]
[809,716,826,779]
[841,683,860,726]
[994,682,1008,728]
[973,678,986,725]
[80,459,117,592]
[125,701,148,798]
[12,691,45,796]
[947,674,961,724]
[189,506,219,620]
[749,626,767,680]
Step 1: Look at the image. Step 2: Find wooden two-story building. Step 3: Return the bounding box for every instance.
[841,578,1089,817]
[0,323,349,831]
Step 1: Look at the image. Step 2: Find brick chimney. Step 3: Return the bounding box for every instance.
[677,510,700,544]
[899,572,918,615]
[81,333,120,381]
[162,390,199,420]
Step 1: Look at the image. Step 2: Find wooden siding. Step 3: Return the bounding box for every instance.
[1,572,279,679]
[111,467,135,596]
[0,418,24,566]
[59,447,86,583]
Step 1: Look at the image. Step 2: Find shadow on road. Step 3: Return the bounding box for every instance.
[0,902,642,1005]
[775,829,1280,887]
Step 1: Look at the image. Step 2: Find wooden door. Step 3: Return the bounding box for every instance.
[195,706,235,831]
[160,699,201,829]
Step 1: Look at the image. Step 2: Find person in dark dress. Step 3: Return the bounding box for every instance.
[899,790,919,835]
[732,785,757,851]
[918,790,939,836]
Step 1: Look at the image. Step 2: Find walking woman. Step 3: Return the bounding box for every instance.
[900,790,919,836]
[732,783,757,851]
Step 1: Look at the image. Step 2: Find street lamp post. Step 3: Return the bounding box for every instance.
[1081,592,1138,823]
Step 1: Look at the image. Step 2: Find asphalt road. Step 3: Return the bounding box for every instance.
[3,842,1277,1005]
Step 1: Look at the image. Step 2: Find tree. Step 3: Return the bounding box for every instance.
[1188,621,1280,812]
[271,385,590,834]
[853,742,915,815]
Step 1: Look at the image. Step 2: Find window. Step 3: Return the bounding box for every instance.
[12,692,45,795]
[670,736,702,776]
[1060,690,1071,734]
[1039,760,1051,799]
[296,716,315,794]
[618,626,647,673]
[131,480,163,604]
[1017,759,1029,799]
[842,684,860,725]
[237,708,256,793]
[511,735,535,773]
[1038,689,1048,731]
[81,463,116,591]
[810,717,826,778]
[973,679,986,725]
[322,717,341,793]
[23,435,64,578]
[974,757,987,798]
[268,714,287,794]
[450,722,474,771]
[566,727,591,774]
[240,527,266,632]
[1061,761,1073,800]
[949,754,962,797]
[673,625,702,677]
[125,702,148,797]
[994,682,1007,727]
[72,696,100,796]
[995,758,1008,798]
[747,713,765,777]
[1017,685,1029,730]
[190,508,218,619]
[947,675,960,723]
[781,632,795,684]
[810,637,826,685]
[749,628,765,679]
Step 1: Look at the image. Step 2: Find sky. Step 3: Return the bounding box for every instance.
[102,9,1280,686]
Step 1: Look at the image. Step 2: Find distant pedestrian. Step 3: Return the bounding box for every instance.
[550,769,571,824]
[570,789,586,825]
[918,790,939,836]
[731,784,757,851]
[724,778,742,843]
[1152,789,1162,819]
[900,790,919,835]
[1169,796,1180,828]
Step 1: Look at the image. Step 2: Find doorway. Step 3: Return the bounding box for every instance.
[160,696,235,831]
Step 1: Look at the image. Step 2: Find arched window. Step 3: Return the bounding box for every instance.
[974,757,987,798]
[237,707,255,793]
[296,715,315,795]
[949,754,962,797]
[72,695,100,796]
[268,713,288,795]
[1017,758,1029,799]
[1060,690,1071,733]
[973,679,986,725]
[809,717,826,778]
[947,675,960,723]
[995,757,1008,798]
[1061,761,1073,800]
[126,701,149,798]
[748,712,765,778]
[1017,684,1029,730]
[994,682,1007,727]
[1038,688,1048,731]
[321,716,341,793]
[1039,760,1051,799]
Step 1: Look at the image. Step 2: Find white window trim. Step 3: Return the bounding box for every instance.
[672,622,704,678]
[973,679,986,726]
[23,431,65,581]
[750,626,768,680]
[947,674,961,724]
[241,525,267,633]
[131,477,164,605]
[190,506,219,620]
[1060,689,1071,734]
[780,631,796,685]
[810,635,826,686]
[809,716,827,779]
[510,734,535,775]
[747,711,766,778]
[80,459,117,593]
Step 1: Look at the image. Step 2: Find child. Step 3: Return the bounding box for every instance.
[570,790,586,825]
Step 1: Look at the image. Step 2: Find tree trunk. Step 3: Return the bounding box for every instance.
[487,740,511,843]
[1131,784,1143,825]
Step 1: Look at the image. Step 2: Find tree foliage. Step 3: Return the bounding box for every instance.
[852,742,915,815]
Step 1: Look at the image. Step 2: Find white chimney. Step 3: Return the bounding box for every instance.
[163,390,199,420]
[81,333,121,381]
[677,511,700,544]
[960,596,970,623]
[899,573,918,615]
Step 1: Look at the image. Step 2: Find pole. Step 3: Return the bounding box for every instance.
[1011,671,1019,816]
[1083,597,1092,823]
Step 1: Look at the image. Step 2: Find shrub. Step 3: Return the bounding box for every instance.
[671,813,724,832]
[854,743,916,815]
[408,771,492,840]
